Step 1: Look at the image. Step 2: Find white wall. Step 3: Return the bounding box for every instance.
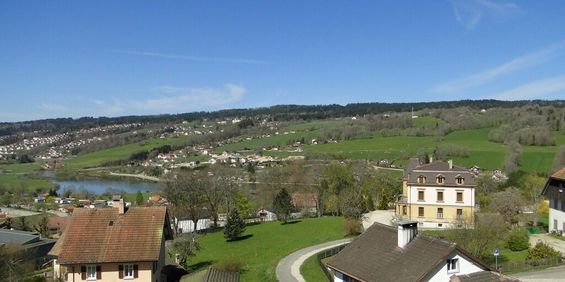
[176,218,211,233]
[426,253,484,282]
[408,185,474,207]
[549,208,565,234]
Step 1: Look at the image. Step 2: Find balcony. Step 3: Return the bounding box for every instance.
[437,213,444,219]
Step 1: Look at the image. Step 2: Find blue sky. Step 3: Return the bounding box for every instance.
[1,1,565,122]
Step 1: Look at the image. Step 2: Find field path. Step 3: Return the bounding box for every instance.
[276,238,352,282]
[108,172,160,182]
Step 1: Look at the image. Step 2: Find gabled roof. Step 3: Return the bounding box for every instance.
[49,206,172,264]
[327,223,489,282]
[0,229,40,245]
[541,167,565,200]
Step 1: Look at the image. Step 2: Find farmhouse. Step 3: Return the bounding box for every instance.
[49,200,173,281]
[541,167,565,234]
[327,221,515,282]
[395,158,476,228]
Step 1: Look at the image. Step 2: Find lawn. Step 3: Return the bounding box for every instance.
[187,217,346,282]
[0,162,42,173]
[300,254,329,282]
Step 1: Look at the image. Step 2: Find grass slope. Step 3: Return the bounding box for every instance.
[0,174,55,191]
[300,254,328,282]
[188,217,345,282]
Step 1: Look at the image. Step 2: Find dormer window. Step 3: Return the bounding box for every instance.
[417,175,426,184]
[456,176,464,185]
[436,175,445,184]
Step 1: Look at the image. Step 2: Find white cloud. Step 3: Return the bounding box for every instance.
[433,41,565,93]
[108,50,272,65]
[489,74,565,100]
[126,83,246,111]
[451,0,521,30]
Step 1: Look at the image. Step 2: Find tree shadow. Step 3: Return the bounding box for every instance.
[282,220,302,225]
[227,234,254,242]
[187,261,214,272]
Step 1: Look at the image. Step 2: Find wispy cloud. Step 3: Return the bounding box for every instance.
[127,83,246,111]
[451,0,522,30]
[433,41,565,93]
[34,84,246,118]
[108,50,272,65]
[489,74,565,100]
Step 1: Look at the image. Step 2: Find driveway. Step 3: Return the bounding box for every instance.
[276,238,352,282]
[529,234,565,254]
[513,265,565,282]
[362,209,394,230]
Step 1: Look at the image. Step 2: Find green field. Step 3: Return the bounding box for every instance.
[188,217,345,282]
[64,136,192,169]
[0,162,42,173]
[0,174,55,191]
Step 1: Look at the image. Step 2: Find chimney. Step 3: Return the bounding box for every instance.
[397,221,418,248]
[112,195,125,214]
[448,160,453,169]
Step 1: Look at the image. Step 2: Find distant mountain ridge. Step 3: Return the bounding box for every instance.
[1,99,564,136]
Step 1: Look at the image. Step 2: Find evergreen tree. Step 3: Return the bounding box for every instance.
[273,188,295,223]
[135,191,144,206]
[224,209,246,241]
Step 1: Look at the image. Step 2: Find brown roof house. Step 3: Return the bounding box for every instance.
[291,192,318,215]
[327,221,515,282]
[541,167,565,235]
[49,196,174,282]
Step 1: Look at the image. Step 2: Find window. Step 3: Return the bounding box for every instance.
[418,207,424,217]
[402,206,407,215]
[418,190,425,201]
[456,192,463,202]
[456,209,463,217]
[437,191,444,202]
[436,175,445,184]
[417,175,426,184]
[456,176,464,185]
[123,264,134,279]
[554,219,558,231]
[438,223,443,227]
[86,265,96,280]
[447,258,459,273]
[437,208,443,219]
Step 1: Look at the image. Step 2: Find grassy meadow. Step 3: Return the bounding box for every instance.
[187,217,346,282]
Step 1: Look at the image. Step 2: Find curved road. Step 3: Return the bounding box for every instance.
[276,238,352,282]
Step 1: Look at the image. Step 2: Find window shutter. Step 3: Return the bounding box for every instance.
[134,264,139,278]
[81,266,86,280]
[96,266,101,279]
[118,265,123,279]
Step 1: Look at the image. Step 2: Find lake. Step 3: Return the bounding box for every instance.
[53,179,158,195]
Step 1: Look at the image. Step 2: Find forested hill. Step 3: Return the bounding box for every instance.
[1,99,564,135]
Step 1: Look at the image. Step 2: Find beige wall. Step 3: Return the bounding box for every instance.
[64,261,155,282]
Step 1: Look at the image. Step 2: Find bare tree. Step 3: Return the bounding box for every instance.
[490,187,526,225]
[163,171,208,232]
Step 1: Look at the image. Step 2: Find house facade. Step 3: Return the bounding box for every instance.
[49,198,173,282]
[327,221,514,282]
[541,167,565,235]
[396,158,476,228]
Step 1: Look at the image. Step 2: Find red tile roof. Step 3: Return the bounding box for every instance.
[50,206,171,264]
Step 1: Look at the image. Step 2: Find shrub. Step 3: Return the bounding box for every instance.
[527,242,562,266]
[506,228,529,251]
[343,219,362,236]
[215,258,243,272]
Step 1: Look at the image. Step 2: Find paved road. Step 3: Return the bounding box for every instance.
[513,265,565,281]
[362,209,394,230]
[276,238,352,282]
